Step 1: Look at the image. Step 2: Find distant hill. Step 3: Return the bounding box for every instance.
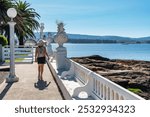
[34,32,150,44]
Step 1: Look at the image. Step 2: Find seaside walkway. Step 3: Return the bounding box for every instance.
[0,62,63,100]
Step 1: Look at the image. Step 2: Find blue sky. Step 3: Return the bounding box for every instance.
[26,0,150,37]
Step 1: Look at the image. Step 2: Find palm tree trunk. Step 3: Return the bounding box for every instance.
[19,35,24,45]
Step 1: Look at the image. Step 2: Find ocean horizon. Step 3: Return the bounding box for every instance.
[51,43,150,61]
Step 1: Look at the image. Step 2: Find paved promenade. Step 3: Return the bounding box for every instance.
[0,62,63,100]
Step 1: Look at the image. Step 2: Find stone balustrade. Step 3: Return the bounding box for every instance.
[60,59,145,100]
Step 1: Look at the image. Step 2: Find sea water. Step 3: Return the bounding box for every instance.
[51,43,150,61]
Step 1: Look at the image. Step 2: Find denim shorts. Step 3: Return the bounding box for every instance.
[37,57,46,64]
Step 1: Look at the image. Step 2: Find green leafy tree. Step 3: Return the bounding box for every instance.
[0,34,8,46]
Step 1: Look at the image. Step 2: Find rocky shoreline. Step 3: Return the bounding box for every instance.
[71,55,150,100]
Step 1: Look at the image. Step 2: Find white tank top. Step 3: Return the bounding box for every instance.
[37,46,45,57]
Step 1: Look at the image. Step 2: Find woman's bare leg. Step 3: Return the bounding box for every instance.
[40,64,44,80]
[38,64,41,80]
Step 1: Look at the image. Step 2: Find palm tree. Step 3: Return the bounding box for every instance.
[0,0,40,45]
[14,0,40,45]
[0,0,12,35]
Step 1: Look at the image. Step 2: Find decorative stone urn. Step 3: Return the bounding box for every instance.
[54,22,68,71]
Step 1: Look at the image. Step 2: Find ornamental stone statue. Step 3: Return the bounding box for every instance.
[54,22,68,71]
[54,22,68,47]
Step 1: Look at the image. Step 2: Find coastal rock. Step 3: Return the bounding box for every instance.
[72,55,150,99]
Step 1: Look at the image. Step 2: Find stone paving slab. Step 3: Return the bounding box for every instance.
[0,62,63,100]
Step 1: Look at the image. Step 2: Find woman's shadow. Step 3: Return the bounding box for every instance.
[34,79,51,90]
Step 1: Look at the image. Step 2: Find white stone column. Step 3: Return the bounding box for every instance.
[6,8,19,83]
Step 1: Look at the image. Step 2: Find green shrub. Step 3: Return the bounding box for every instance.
[0,35,8,46]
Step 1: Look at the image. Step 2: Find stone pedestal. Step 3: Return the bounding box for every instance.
[55,46,67,71]
[6,75,19,83]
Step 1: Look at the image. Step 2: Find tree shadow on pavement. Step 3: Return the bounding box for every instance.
[0,83,13,100]
[34,80,51,90]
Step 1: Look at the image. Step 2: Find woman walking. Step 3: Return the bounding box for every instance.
[35,40,49,80]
